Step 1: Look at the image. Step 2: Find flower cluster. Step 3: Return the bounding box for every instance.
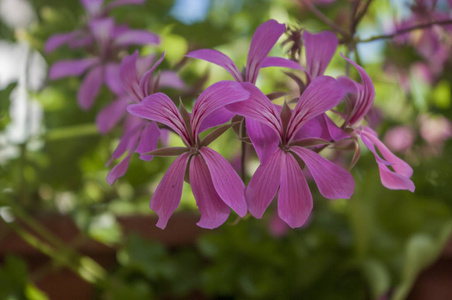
[46,0,160,111]
[125,20,414,229]
[46,14,416,229]
[46,0,185,183]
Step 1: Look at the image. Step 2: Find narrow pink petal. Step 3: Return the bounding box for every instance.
[291,146,355,199]
[139,52,165,96]
[150,153,190,229]
[199,147,247,217]
[119,51,142,101]
[96,96,128,134]
[110,122,141,162]
[77,66,103,110]
[190,155,230,229]
[104,63,123,95]
[45,32,77,53]
[293,114,349,141]
[246,118,279,164]
[293,115,330,141]
[337,76,359,94]
[278,152,313,228]
[246,19,286,83]
[324,113,349,141]
[303,30,338,78]
[107,154,131,185]
[226,83,283,136]
[360,130,392,166]
[49,58,98,79]
[286,76,346,141]
[379,165,415,192]
[159,71,186,90]
[135,121,160,161]
[360,127,414,182]
[127,93,191,145]
[246,149,283,218]
[198,107,234,133]
[341,53,375,125]
[114,29,160,47]
[89,18,114,50]
[261,56,305,71]
[191,81,249,136]
[186,49,243,82]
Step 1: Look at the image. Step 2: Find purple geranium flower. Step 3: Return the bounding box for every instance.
[186,19,301,84]
[106,52,166,185]
[47,17,159,110]
[227,77,354,228]
[338,55,415,192]
[45,0,145,53]
[127,81,250,229]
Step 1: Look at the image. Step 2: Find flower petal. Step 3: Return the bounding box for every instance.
[159,70,186,90]
[246,118,279,164]
[190,155,230,229]
[48,58,98,79]
[109,119,141,162]
[119,51,142,101]
[104,63,123,95]
[139,52,165,96]
[199,147,247,217]
[77,66,103,110]
[150,152,190,229]
[191,81,249,136]
[186,49,243,82]
[127,93,191,145]
[114,29,160,47]
[198,107,235,133]
[246,149,283,218]
[378,165,415,192]
[246,19,286,83]
[359,128,415,192]
[96,96,128,134]
[278,152,313,228]
[293,114,348,141]
[261,56,305,71]
[89,18,115,51]
[287,75,346,141]
[226,83,283,136]
[303,30,338,78]
[360,127,413,177]
[341,53,375,125]
[135,121,160,161]
[107,154,131,185]
[45,32,77,53]
[291,146,355,199]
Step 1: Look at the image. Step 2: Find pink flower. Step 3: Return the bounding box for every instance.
[383,126,416,153]
[127,81,250,229]
[106,52,186,184]
[227,77,354,228]
[47,17,159,110]
[339,55,415,192]
[186,19,302,84]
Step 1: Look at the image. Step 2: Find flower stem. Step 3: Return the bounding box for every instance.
[358,19,452,43]
[300,0,350,38]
